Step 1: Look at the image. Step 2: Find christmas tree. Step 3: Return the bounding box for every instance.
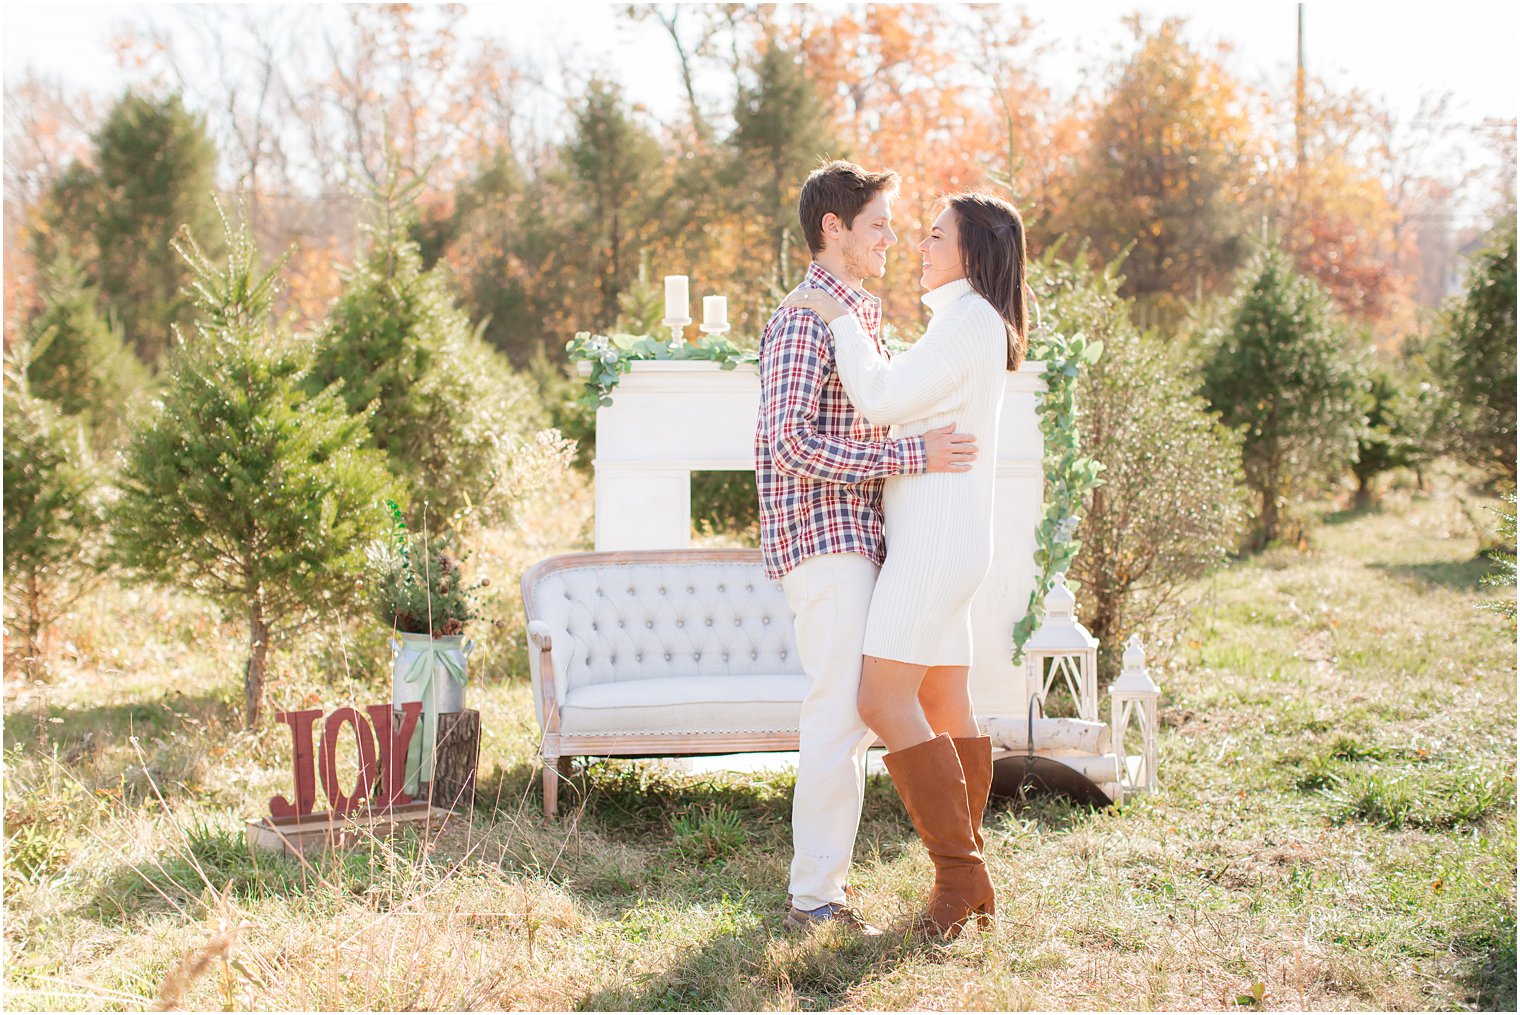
[112,207,396,727]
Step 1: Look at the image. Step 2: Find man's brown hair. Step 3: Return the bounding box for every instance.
[798,160,900,255]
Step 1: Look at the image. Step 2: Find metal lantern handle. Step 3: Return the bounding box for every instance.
[1026,692,1044,759]
[1017,692,1045,802]
[992,690,1114,809]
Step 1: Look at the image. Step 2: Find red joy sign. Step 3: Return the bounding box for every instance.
[270,702,423,818]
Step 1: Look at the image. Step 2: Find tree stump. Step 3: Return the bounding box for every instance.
[398,707,480,810]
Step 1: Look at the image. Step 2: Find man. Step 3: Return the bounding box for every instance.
[755,160,979,933]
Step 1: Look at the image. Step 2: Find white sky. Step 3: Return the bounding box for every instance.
[3,2,1516,127]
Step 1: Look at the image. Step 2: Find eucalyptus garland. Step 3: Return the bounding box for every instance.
[566,328,917,407]
[566,325,1102,660]
[1011,327,1105,660]
[567,331,757,407]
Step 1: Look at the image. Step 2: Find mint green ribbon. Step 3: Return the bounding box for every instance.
[395,638,472,797]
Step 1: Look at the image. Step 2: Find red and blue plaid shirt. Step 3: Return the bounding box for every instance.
[755,262,927,579]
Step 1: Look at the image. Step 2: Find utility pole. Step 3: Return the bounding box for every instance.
[1291,4,1306,241]
[1296,4,1306,171]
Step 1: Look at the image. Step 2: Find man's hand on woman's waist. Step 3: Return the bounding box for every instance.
[922,422,977,473]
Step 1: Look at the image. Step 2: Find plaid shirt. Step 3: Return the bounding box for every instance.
[755,262,927,579]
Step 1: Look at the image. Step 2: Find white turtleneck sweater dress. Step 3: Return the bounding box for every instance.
[828,277,1008,666]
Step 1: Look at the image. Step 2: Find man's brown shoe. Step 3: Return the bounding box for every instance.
[784,883,858,913]
[782,901,883,936]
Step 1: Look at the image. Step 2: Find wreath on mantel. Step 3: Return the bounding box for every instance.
[567,326,1103,659]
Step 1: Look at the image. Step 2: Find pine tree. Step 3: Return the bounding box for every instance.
[2,376,108,681]
[731,37,835,290]
[613,253,666,335]
[111,209,395,728]
[1350,355,1440,506]
[1433,223,1517,485]
[22,243,150,448]
[439,147,540,365]
[1480,495,1517,624]
[1202,245,1365,547]
[564,79,665,329]
[38,91,222,365]
[311,169,539,529]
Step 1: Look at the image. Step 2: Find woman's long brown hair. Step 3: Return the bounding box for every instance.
[948,193,1028,371]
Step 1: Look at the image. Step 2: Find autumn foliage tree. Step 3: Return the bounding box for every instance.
[1273,84,1402,323]
[1050,18,1258,325]
[790,4,1006,329]
[961,6,1064,217]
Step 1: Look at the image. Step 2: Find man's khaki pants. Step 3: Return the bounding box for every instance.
[780,552,879,912]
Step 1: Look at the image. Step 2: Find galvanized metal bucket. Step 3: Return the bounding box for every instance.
[390,632,472,714]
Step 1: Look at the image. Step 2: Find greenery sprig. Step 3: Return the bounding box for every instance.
[1011,327,1105,659]
[385,498,414,587]
[567,331,758,407]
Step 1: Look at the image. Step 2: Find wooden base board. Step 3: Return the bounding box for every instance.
[246,802,455,856]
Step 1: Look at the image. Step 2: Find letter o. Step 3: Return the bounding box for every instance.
[318,707,378,816]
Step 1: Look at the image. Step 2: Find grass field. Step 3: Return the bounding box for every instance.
[3,474,1515,1011]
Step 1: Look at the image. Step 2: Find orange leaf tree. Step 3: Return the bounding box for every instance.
[1047,17,1261,328]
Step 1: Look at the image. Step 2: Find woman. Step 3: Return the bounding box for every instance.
[780,192,1029,938]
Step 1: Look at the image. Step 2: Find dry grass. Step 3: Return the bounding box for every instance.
[3,468,1514,1011]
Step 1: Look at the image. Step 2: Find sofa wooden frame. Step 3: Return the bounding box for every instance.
[521,548,804,817]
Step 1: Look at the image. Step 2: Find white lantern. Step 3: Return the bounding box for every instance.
[1109,634,1161,797]
[1022,573,1098,721]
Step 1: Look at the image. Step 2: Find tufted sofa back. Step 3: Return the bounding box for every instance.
[521,550,800,715]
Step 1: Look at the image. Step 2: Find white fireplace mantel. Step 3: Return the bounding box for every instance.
[586,359,1047,715]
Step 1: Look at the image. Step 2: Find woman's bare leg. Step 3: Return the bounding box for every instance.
[919,665,978,739]
[856,655,934,752]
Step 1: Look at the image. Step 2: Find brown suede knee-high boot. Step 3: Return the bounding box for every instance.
[953,735,993,854]
[883,733,995,938]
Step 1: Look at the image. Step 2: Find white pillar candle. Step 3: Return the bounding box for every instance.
[702,295,728,328]
[664,275,689,321]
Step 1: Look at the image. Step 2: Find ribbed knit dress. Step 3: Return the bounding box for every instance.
[828,278,1008,666]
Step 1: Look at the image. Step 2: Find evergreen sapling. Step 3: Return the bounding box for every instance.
[1202,244,1364,547]
[22,242,149,449]
[311,167,537,530]
[1433,223,1517,485]
[111,208,395,728]
[2,371,108,680]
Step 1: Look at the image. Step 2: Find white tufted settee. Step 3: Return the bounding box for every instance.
[521,549,807,816]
